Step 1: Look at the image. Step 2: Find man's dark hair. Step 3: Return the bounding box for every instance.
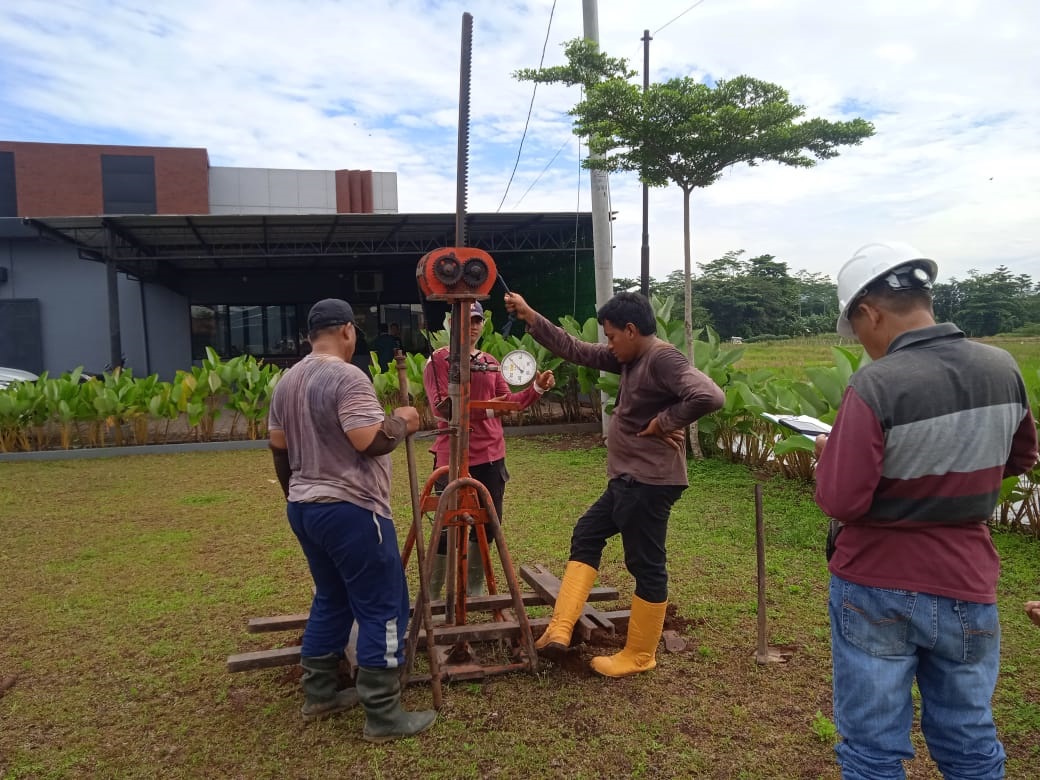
[597,292,657,335]
[861,280,934,318]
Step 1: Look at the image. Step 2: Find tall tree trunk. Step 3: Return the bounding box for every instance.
[682,186,704,459]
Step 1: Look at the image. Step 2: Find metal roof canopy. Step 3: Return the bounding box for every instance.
[18,212,593,279]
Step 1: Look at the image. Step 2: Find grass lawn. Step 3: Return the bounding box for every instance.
[736,335,1040,391]
[1,438,1039,779]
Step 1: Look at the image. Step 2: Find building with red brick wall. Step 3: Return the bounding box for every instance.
[0,140,591,379]
[0,140,396,218]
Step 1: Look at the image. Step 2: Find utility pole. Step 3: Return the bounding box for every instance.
[640,28,651,299]
[582,0,613,437]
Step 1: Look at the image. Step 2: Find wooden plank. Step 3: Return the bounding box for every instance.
[245,587,621,633]
[247,614,309,633]
[416,617,550,648]
[228,619,553,672]
[591,610,630,641]
[227,646,300,672]
[405,661,531,685]
[520,564,615,639]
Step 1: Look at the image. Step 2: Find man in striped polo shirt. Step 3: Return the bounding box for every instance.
[814,243,1037,779]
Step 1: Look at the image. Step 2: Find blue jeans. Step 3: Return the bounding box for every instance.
[829,575,1005,779]
[287,501,410,669]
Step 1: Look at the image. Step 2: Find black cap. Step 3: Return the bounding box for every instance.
[307,299,355,332]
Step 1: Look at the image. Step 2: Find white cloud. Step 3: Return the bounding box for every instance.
[0,0,1037,284]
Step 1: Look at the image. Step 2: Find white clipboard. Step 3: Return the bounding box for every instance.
[761,413,832,440]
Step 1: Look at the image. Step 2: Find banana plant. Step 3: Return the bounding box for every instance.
[146,381,180,443]
[0,387,34,451]
[42,368,89,449]
[89,369,139,446]
[173,370,211,442]
[225,359,280,440]
[370,363,400,414]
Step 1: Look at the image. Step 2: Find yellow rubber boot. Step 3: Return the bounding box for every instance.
[589,596,667,678]
[535,561,597,651]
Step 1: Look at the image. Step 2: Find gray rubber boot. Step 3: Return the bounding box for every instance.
[300,653,359,721]
[467,539,488,596]
[356,667,437,743]
[429,553,447,600]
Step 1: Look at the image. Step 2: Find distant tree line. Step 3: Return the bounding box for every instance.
[616,252,1040,340]
[932,266,1040,337]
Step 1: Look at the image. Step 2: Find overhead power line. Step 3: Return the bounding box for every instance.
[653,0,709,35]
[511,137,571,209]
[496,0,557,213]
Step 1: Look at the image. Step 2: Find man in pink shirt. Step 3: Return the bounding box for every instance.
[423,300,555,596]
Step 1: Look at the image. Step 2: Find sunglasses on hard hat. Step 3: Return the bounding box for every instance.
[853,262,934,312]
[881,263,934,292]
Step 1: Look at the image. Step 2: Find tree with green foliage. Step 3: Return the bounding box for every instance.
[517,40,874,453]
[948,267,1034,336]
[613,271,712,327]
[793,270,839,335]
[695,251,800,338]
[617,254,836,338]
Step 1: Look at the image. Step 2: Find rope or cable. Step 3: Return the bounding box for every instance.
[652,0,709,35]
[624,0,711,60]
[496,0,557,213]
[511,137,571,209]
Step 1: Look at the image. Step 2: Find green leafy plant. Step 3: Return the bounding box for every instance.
[810,711,838,744]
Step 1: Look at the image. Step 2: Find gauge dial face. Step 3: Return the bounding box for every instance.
[500,349,537,386]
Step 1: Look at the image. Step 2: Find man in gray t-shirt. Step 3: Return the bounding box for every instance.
[267,298,435,743]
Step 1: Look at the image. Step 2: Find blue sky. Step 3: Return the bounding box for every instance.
[1,0,1038,284]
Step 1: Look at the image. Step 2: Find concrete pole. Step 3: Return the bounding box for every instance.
[583,0,614,437]
[640,29,652,299]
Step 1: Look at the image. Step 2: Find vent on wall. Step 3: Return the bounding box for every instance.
[354,271,384,293]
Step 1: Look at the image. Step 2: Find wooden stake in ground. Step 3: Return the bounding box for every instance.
[755,483,789,665]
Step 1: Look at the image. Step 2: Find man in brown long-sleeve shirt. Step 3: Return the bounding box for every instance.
[504,290,725,677]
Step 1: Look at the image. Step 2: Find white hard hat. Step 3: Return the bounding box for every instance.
[835,242,937,338]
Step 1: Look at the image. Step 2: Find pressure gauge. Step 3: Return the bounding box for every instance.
[500,349,537,386]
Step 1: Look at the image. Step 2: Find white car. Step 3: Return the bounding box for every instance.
[0,367,40,389]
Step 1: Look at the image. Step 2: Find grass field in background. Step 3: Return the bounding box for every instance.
[1,440,1038,779]
[734,335,1040,390]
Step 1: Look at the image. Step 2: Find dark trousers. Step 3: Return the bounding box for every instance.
[569,477,684,603]
[287,501,409,668]
[433,458,509,553]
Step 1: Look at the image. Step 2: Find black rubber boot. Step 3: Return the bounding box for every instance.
[300,653,359,721]
[356,667,437,743]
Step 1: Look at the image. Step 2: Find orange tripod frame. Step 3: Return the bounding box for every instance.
[401,247,538,674]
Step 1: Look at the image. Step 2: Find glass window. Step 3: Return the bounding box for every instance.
[0,151,16,217]
[379,303,430,355]
[192,303,313,361]
[101,154,157,214]
[264,305,299,354]
[190,305,228,360]
[228,305,264,357]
